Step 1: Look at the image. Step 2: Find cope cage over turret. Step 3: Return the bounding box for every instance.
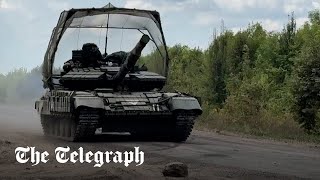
[42,3,169,91]
[35,3,202,142]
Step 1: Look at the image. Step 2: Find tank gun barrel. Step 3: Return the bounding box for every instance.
[113,34,150,83]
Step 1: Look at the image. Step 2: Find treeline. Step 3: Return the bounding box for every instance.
[0,67,43,104]
[166,10,320,139]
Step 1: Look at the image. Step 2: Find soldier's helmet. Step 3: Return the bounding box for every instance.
[81,43,103,67]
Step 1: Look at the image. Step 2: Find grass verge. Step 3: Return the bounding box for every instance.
[194,104,320,144]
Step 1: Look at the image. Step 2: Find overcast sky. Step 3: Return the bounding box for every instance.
[0,0,318,74]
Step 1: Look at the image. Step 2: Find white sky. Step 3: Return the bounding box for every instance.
[0,0,318,74]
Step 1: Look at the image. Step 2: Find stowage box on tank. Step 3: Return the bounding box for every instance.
[35,4,202,142]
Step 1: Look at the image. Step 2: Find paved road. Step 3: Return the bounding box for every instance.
[0,104,319,179]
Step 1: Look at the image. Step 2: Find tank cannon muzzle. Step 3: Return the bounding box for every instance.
[113,34,150,83]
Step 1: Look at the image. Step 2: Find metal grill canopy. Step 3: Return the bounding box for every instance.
[42,7,169,89]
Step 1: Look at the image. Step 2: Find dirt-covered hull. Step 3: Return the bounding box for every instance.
[35,90,202,142]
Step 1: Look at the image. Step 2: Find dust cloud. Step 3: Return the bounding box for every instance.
[0,104,42,133]
[3,68,44,104]
[0,67,44,133]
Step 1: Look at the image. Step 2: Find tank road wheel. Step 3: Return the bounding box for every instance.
[60,118,67,137]
[51,116,76,141]
[65,119,71,137]
[40,115,50,136]
[50,117,55,136]
[39,109,99,142]
[69,117,77,140]
[171,111,196,142]
[55,119,61,136]
[52,117,61,137]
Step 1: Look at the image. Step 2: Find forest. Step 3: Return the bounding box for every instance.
[2,10,320,141]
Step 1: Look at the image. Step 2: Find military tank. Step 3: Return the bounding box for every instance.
[35,4,202,142]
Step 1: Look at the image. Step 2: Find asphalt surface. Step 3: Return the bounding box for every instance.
[0,104,319,179]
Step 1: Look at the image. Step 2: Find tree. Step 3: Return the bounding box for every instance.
[239,44,251,79]
[278,13,297,75]
[309,9,320,25]
[293,10,320,133]
[207,31,233,107]
[0,74,7,103]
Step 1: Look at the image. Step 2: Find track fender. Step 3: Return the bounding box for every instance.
[168,96,202,115]
[73,97,104,109]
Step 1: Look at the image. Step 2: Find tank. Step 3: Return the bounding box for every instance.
[35,4,202,142]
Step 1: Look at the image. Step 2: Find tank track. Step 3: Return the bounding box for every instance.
[73,109,99,142]
[40,109,99,142]
[129,111,196,142]
[41,110,195,142]
[172,111,196,142]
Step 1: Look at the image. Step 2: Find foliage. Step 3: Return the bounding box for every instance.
[293,10,320,133]
[165,10,320,138]
[0,67,42,104]
[166,45,208,99]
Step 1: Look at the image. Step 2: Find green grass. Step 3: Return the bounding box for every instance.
[194,105,320,144]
